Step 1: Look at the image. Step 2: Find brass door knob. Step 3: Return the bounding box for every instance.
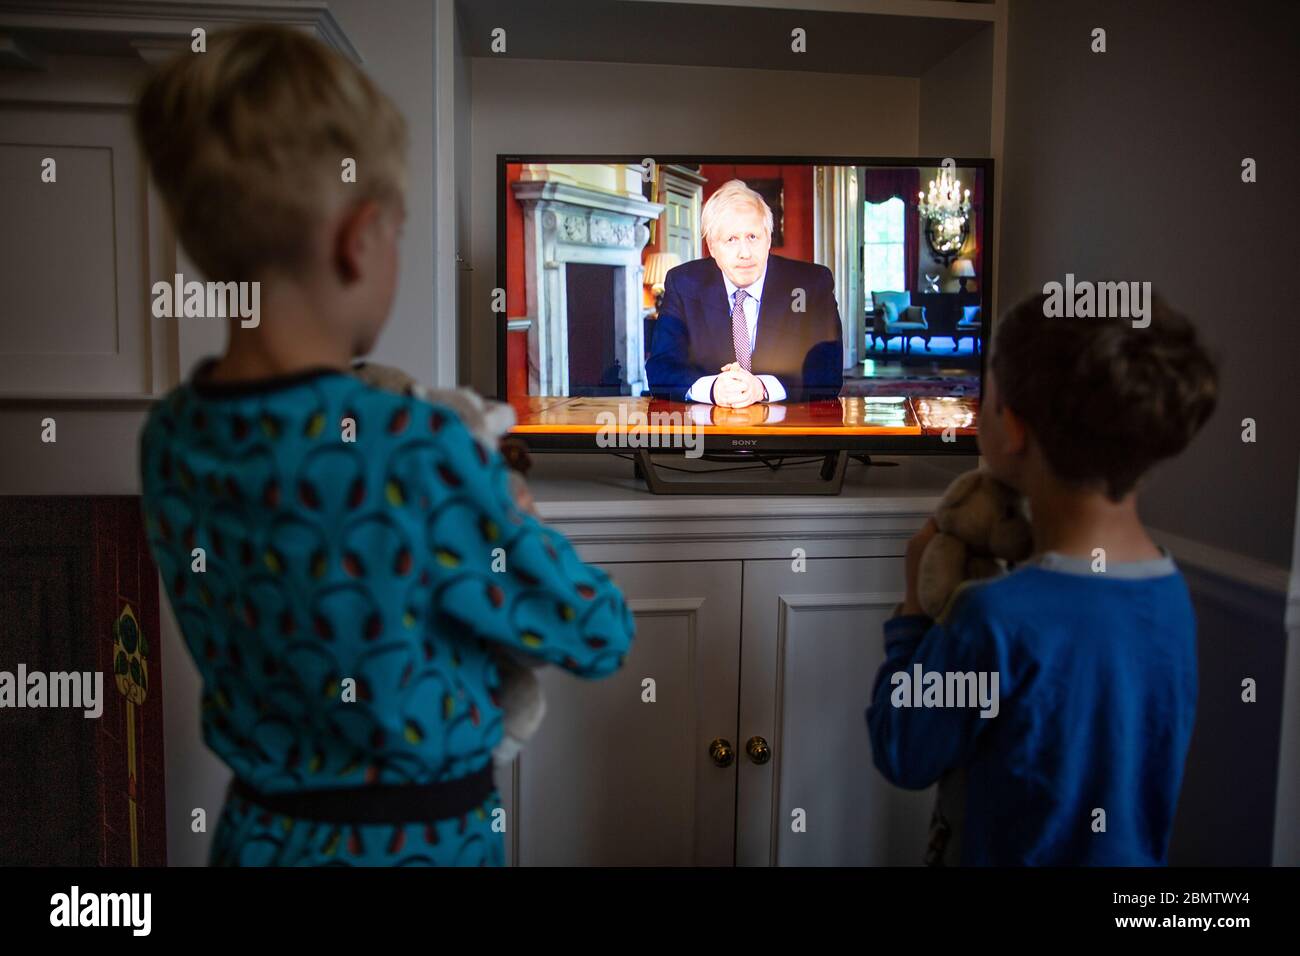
[708,737,735,768]
[746,736,771,765]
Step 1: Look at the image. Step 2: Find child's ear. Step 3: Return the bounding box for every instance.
[334,199,383,283]
[1000,401,1028,455]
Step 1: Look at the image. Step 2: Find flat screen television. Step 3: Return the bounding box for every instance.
[496,155,990,459]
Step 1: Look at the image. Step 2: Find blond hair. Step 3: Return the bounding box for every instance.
[134,25,407,280]
[701,179,773,247]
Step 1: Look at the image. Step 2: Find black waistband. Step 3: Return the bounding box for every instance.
[229,765,496,824]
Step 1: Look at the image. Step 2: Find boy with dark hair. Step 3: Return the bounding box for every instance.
[867,292,1218,865]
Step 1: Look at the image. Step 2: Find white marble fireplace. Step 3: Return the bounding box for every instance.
[512,169,664,396]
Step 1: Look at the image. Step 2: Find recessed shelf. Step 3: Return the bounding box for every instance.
[458,0,993,78]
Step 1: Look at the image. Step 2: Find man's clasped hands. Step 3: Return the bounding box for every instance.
[711,362,769,408]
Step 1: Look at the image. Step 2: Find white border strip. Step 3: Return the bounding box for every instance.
[1149,526,1290,597]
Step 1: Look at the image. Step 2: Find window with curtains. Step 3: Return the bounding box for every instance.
[863,197,906,302]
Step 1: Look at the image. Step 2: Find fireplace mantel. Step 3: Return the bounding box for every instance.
[512,179,663,397]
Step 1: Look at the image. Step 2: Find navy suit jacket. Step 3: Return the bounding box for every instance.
[645,254,844,402]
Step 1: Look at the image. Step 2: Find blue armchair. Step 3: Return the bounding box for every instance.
[870,291,930,353]
[956,305,982,353]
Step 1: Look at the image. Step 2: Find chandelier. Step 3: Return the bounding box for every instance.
[917,168,972,265]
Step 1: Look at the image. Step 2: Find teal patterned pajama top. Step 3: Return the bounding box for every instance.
[139,365,635,865]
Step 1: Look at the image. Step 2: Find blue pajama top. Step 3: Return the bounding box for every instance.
[866,550,1198,866]
[140,365,635,865]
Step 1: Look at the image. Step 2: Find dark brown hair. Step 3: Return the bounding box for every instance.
[990,291,1218,501]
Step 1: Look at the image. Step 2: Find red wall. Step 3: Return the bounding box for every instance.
[698,164,815,262]
[505,163,526,319]
[504,163,527,398]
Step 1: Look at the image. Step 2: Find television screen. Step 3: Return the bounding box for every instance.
[497,156,989,454]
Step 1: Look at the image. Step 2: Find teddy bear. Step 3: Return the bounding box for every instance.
[351,361,545,765]
[914,467,1032,865]
[916,468,1033,620]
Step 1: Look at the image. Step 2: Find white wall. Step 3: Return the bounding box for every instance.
[919,25,993,157]
[453,4,474,383]
[466,56,920,395]
[997,0,1298,568]
[330,0,438,385]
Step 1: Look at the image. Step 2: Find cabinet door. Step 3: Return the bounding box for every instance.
[501,560,741,866]
[736,557,934,866]
[0,103,156,397]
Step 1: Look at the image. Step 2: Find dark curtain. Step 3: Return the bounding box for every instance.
[970,169,984,281]
[863,168,920,291]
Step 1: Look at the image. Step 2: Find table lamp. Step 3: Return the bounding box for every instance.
[952,258,975,293]
[643,252,682,311]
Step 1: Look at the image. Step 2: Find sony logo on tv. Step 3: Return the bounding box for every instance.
[731,439,758,446]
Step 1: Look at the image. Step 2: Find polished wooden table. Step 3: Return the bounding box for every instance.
[910,396,979,436]
[508,395,979,436]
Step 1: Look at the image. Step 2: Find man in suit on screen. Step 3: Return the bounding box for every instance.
[645,179,844,407]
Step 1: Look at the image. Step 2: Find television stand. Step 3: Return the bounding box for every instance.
[633,449,851,495]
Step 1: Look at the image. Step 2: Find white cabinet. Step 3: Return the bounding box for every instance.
[500,454,967,865]
[499,560,742,866]
[736,557,934,866]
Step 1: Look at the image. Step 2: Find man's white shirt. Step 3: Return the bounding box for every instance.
[685,267,788,404]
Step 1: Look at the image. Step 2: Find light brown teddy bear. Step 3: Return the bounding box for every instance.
[917,468,1033,620]
[914,467,1033,865]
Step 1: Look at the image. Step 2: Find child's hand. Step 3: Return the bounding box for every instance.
[509,472,539,517]
[901,517,939,616]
